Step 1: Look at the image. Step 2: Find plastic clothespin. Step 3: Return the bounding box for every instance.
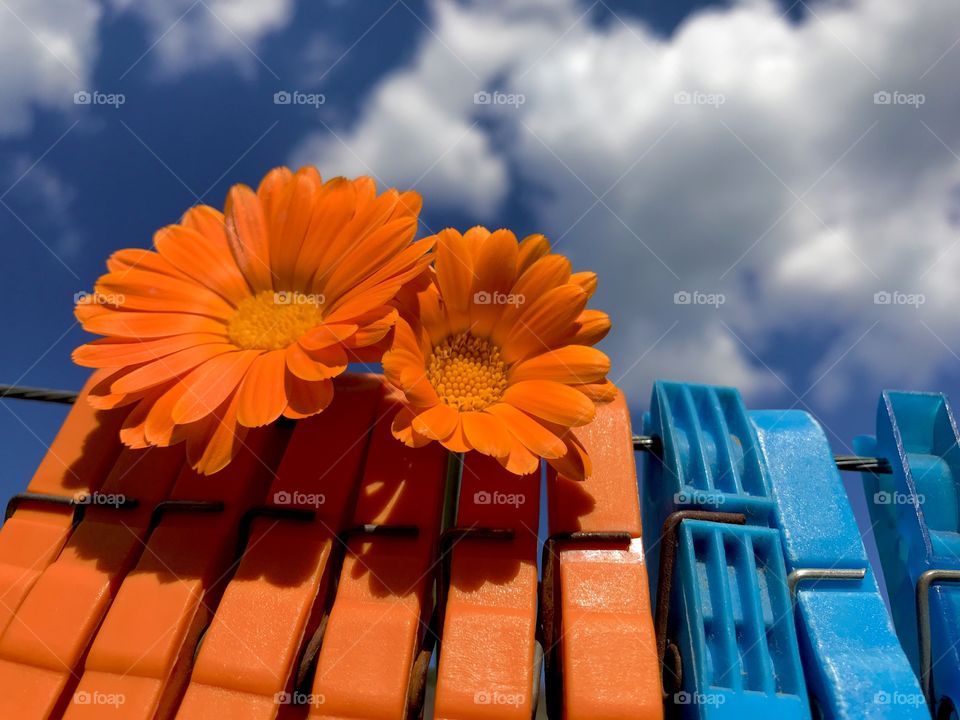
[644,381,924,719]
[751,407,925,719]
[856,391,960,718]
[643,381,808,718]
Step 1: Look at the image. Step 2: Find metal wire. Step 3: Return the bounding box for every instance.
[633,435,892,474]
[0,384,78,405]
[0,387,898,474]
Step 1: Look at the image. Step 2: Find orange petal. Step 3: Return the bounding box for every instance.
[389,190,422,220]
[286,342,328,382]
[572,379,619,403]
[283,376,334,419]
[460,410,514,458]
[106,248,187,279]
[486,403,566,459]
[389,317,425,359]
[180,205,228,244]
[501,285,588,364]
[517,233,550,275]
[490,253,572,347]
[82,311,228,339]
[96,268,235,318]
[569,271,598,298]
[546,431,592,481]
[237,350,288,427]
[435,228,475,334]
[392,406,432,448]
[257,166,294,235]
[145,380,193,446]
[119,394,160,449]
[154,224,251,306]
[321,216,417,306]
[513,253,572,299]
[382,348,423,389]
[469,229,519,337]
[418,285,449,347]
[172,350,261,425]
[299,323,358,351]
[304,343,349,379]
[294,178,357,290]
[401,366,439,407]
[73,334,228,368]
[111,343,235,394]
[271,167,322,290]
[571,309,611,346]
[324,281,403,325]
[439,415,470,453]
[502,380,596,427]
[508,345,610,385]
[499,439,541,476]
[225,184,274,293]
[411,403,459,440]
[348,307,398,348]
[190,389,248,475]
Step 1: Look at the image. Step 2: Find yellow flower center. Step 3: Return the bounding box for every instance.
[227,290,324,351]
[428,332,508,411]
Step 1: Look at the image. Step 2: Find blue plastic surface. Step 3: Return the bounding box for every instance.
[857,391,960,717]
[643,381,925,719]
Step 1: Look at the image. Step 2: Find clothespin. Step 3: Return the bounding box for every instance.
[856,391,960,718]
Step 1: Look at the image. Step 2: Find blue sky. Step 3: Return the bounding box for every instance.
[1,0,959,548]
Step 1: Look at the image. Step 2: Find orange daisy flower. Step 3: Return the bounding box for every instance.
[73,166,434,475]
[383,226,615,480]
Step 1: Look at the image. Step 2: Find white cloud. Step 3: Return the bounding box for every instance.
[109,0,294,77]
[293,0,960,409]
[0,0,101,136]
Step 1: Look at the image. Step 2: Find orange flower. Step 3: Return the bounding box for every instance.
[383,226,615,480]
[73,166,433,475]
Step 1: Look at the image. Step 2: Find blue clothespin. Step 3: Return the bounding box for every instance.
[856,391,960,718]
[643,381,925,719]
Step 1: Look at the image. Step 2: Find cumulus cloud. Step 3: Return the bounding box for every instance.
[0,0,101,136]
[109,0,294,77]
[293,0,960,409]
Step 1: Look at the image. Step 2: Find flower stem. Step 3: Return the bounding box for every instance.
[440,451,463,533]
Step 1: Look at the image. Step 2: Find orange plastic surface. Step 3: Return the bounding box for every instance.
[176,377,383,720]
[0,372,127,635]
[63,425,289,720]
[546,392,662,720]
[434,453,540,720]
[310,401,446,719]
[0,442,185,719]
